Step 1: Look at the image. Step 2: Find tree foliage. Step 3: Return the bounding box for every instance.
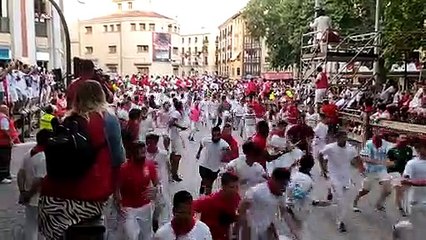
[243,0,425,69]
[382,0,426,65]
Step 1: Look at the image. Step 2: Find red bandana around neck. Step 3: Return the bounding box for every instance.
[372,135,383,149]
[31,145,45,157]
[171,217,196,237]
[267,179,282,196]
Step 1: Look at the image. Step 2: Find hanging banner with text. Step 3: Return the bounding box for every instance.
[152,32,171,62]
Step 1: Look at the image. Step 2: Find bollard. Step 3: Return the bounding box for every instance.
[64,216,106,240]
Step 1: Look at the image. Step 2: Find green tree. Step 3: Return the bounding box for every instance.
[243,0,424,69]
[382,0,426,66]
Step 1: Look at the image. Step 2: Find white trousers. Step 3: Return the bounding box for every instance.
[410,204,426,240]
[244,125,256,140]
[314,89,327,104]
[330,177,350,223]
[24,205,39,240]
[123,203,153,240]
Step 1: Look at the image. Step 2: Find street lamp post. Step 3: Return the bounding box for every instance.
[47,0,72,86]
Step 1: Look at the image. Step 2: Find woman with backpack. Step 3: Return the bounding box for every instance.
[39,80,125,239]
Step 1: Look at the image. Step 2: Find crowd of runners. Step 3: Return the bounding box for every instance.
[2,59,424,240]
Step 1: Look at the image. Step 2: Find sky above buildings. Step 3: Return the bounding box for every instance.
[65,0,249,33]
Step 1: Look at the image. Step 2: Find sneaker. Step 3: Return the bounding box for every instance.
[375,205,386,212]
[0,178,12,184]
[172,175,183,182]
[338,222,347,233]
[327,192,333,201]
[399,207,407,217]
[352,206,361,212]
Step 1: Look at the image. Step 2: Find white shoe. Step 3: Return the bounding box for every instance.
[1,178,12,184]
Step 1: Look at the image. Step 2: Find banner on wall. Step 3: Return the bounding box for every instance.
[152,32,171,62]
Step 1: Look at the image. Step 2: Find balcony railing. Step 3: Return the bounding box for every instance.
[35,21,48,37]
[0,17,10,33]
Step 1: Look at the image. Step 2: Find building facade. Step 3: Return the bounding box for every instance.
[180,31,216,76]
[76,0,181,76]
[217,12,244,79]
[0,0,65,69]
[242,35,269,77]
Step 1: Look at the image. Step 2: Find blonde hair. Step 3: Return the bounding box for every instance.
[72,80,107,117]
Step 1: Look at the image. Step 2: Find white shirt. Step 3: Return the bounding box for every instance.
[233,104,245,117]
[199,137,230,172]
[157,109,171,129]
[146,150,169,185]
[403,157,426,205]
[320,142,358,183]
[226,156,266,193]
[313,122,328,146]
[305,113,319,129]
[117,108,129,121]
[138,116,154,141]
[154,220,212,240]
[20,150,47,206]
[244,182,286,232]
[169,110,183,139]
[310,16,332,39]
[266,148,304,176]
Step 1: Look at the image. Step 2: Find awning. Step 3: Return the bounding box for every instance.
[262,71,293,81]
[0,47,11,60]
[36,52,50,61]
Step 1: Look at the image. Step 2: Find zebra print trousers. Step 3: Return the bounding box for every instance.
[38,196,106,240]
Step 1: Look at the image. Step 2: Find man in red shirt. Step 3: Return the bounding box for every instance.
[193,172,240,240]
[118,141,159,240]
[321,98,339,134]
[252,120,289,169]
[221,123,239,163]
[287,114,315,153]
[315,66,328,105]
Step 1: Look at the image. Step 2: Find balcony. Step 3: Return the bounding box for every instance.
[0,18,10,33]
[35,21,48,37]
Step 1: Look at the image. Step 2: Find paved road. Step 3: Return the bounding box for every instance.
[0,125,403,240]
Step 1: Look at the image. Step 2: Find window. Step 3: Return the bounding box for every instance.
[85,46,93,54]
[34,0,47,15]
[137,45,149,53]
[204,56,208,65]
[173,47,178,55]
[139,23,146,31]
[128,2,133,10]
[195,37,198,43]
[181,47,184,54]
[130,23,136,31]
[136,66,149,74]
[103,25,108,32]
[174,26,177,33]
[110,24,114,32]
[106,64,118,73]
[1,0,8,17]
[168,24,172,32]
[237,67,241,76]
[182,38,184,44]
[194,47,198,54]
[188,47,191,54]
[188,38,191,44]
[117,3,122,10]
[116,24,121,32]
[85,26,92,34]
[109,45,117,54]
[149,23,155,31]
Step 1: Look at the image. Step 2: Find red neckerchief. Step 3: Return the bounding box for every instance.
[372,135,383,149]
[171,217,196,237]
[267,179,282,196]
[31,145,45,157]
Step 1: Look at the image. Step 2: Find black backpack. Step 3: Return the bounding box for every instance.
[45,114,106,181]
